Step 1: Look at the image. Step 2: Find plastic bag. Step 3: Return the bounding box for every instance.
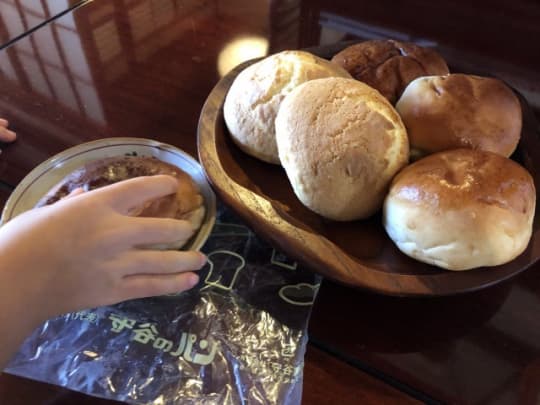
[5,204,321,404]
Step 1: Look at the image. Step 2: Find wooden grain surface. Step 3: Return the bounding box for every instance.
[302,346,421,405]
[309,274,540,404]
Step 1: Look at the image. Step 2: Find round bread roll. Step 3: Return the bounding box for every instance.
[276,77,409,221]
[383,149,536,271]
[396,74,522,158]
[331,39,449,104]
[223,50,351,164]
[36,156,205,250]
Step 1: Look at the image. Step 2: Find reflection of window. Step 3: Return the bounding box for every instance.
[1,3,28,45]
[0,0,106,123]
[75,81,105,122]
[47,1,72,18]
[17,51,53,97]
[45,65,79,110]
[92,20,122,63]
[0,54,17,80]
[153,0,174,27]
[0,0,211,123]
[127,0,177,42]
[129,1,154,41]
[55,25,92,79]
[17,0,45,15]
[0,0,50,43]
[34,26,63,66]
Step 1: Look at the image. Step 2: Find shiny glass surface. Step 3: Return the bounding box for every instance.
[0,0,88,48]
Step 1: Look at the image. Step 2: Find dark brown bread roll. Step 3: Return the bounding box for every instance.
[331,39,449,104]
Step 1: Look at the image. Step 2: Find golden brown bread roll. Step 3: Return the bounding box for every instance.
[331,39,449,104]
[36,156,205,250]
[395,74,522,158]
[383,149,536,270]
[276,77,409,221]
[223,50,351,164]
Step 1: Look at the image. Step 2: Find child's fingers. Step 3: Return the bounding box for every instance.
[110,216,195,249]
[0,127,16,142]
[115,250,206,276]
[0,119,16,142]
[120,272,200,299]
[96,175,178,214]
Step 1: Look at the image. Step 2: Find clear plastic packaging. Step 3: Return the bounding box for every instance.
[6,205,321,404]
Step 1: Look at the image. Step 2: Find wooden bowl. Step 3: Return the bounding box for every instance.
[197,43,540,297]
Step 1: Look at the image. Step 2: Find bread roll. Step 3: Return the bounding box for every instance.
[396,74,522,158]
[276,77,409,221]
[331,39,449,104]
[223,50,351,164]
[36,156,205,250]
[383,149,536,270]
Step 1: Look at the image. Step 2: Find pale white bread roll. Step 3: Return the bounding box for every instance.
[223,50,351,164]
[36,156,206,250]
[276,77,409,221]
[383,149,536,271]
[396,74,522,158]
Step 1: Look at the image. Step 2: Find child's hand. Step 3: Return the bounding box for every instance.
[0,175,206,323]
[0,119,16,142]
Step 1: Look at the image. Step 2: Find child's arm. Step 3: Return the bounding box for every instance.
[0,175,206,368]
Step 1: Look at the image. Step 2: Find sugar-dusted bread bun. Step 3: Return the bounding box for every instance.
[383,149,536,270]
[396,74,522,158]
[276,77,409,221]
[36,156,205,250]
[331,39,449,104]
[223,50,351,164]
